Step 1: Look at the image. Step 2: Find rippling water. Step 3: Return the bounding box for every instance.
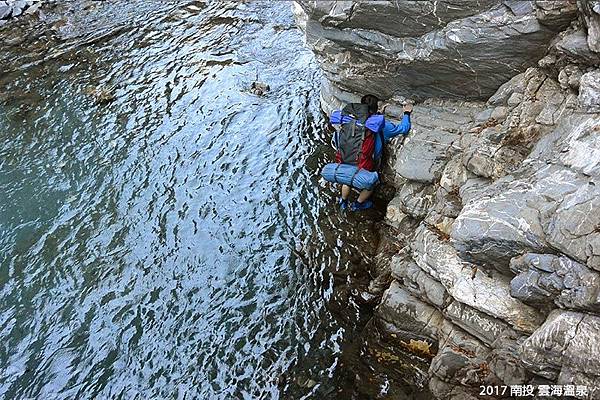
[0,1,390,399]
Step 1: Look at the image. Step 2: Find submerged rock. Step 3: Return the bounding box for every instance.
[84,86,116,104]
[249,81,270,96]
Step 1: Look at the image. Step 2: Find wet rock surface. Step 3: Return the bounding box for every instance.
[297,0,600,398]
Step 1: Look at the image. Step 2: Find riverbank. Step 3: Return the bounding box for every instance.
[295,1,600,398]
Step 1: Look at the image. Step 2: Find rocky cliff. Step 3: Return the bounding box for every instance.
[295,1,600,398]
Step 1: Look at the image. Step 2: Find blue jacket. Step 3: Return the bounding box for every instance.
[330,111,411,161]
[375,115,411,160]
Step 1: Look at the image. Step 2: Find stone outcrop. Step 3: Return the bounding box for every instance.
[520,310,600,398]
[510,253,600,312]
[0,0,39,24]
[296,0,600,398]
[294,0,570,101]
[579,70,600,110]
[579,0,600,52]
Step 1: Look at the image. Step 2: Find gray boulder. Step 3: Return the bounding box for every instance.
[377,281,444,352]
[557,368,600,399]
[487,72,529,106]
[463,125,510,178]
[296,0,497,38]
[393,128,461,183]
[579,0,600,53]
[429,186,463,219]
[558,64,584,90]
[0,2,11,19]
[451,161,595,272]
[318,79,358,116]
[440,155,474,194]
[529,112,600,177]
[430,336,490,388]
[554,28,600,65]
[394,181,436,219]
[391,256,450,309]
[520,310,600,384]
[451,169,554,271]
[463,68,567,179]
[454,111,600,273]
[384,194,410,229]
[389,99,480,182]
[458,177,492,205]
[443,300,516,347]
[429,318,527,396]
[429,376,483,400]
[413,224,545,333]
[579,70,600,112]
[510,253,600,312]
[10,0,26,17]
[544,179,600,270]
[487,336,530,385]
[535,0,579,30]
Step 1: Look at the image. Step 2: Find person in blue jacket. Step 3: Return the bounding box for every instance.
[332,95,413,211]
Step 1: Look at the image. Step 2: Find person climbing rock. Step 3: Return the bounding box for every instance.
[326,94,412,211]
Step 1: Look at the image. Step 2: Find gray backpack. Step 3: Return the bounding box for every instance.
[336,103,370,166]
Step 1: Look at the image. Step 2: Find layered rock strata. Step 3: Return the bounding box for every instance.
[296,1,600,398]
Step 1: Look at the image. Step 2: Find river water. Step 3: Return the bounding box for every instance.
[0,1,401,399]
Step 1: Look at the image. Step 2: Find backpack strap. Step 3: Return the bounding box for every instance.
[333,163,342,184]
[374,129,385,170]
[349,166,361,188]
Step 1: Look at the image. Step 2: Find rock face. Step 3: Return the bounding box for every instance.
[509,253,600,312]
[520,310,600,398]
[294,1,562,101]
[579,0,600,52]
[296,0,600,398]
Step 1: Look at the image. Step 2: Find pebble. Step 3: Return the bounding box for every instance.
[250,81,269,96]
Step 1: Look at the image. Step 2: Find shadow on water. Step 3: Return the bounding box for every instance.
[0,1,429,399]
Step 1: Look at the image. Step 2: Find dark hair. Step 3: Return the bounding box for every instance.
[361,94,379,115]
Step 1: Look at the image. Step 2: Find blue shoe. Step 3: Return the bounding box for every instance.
[350,199,373,211]
[338,198,349,210]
